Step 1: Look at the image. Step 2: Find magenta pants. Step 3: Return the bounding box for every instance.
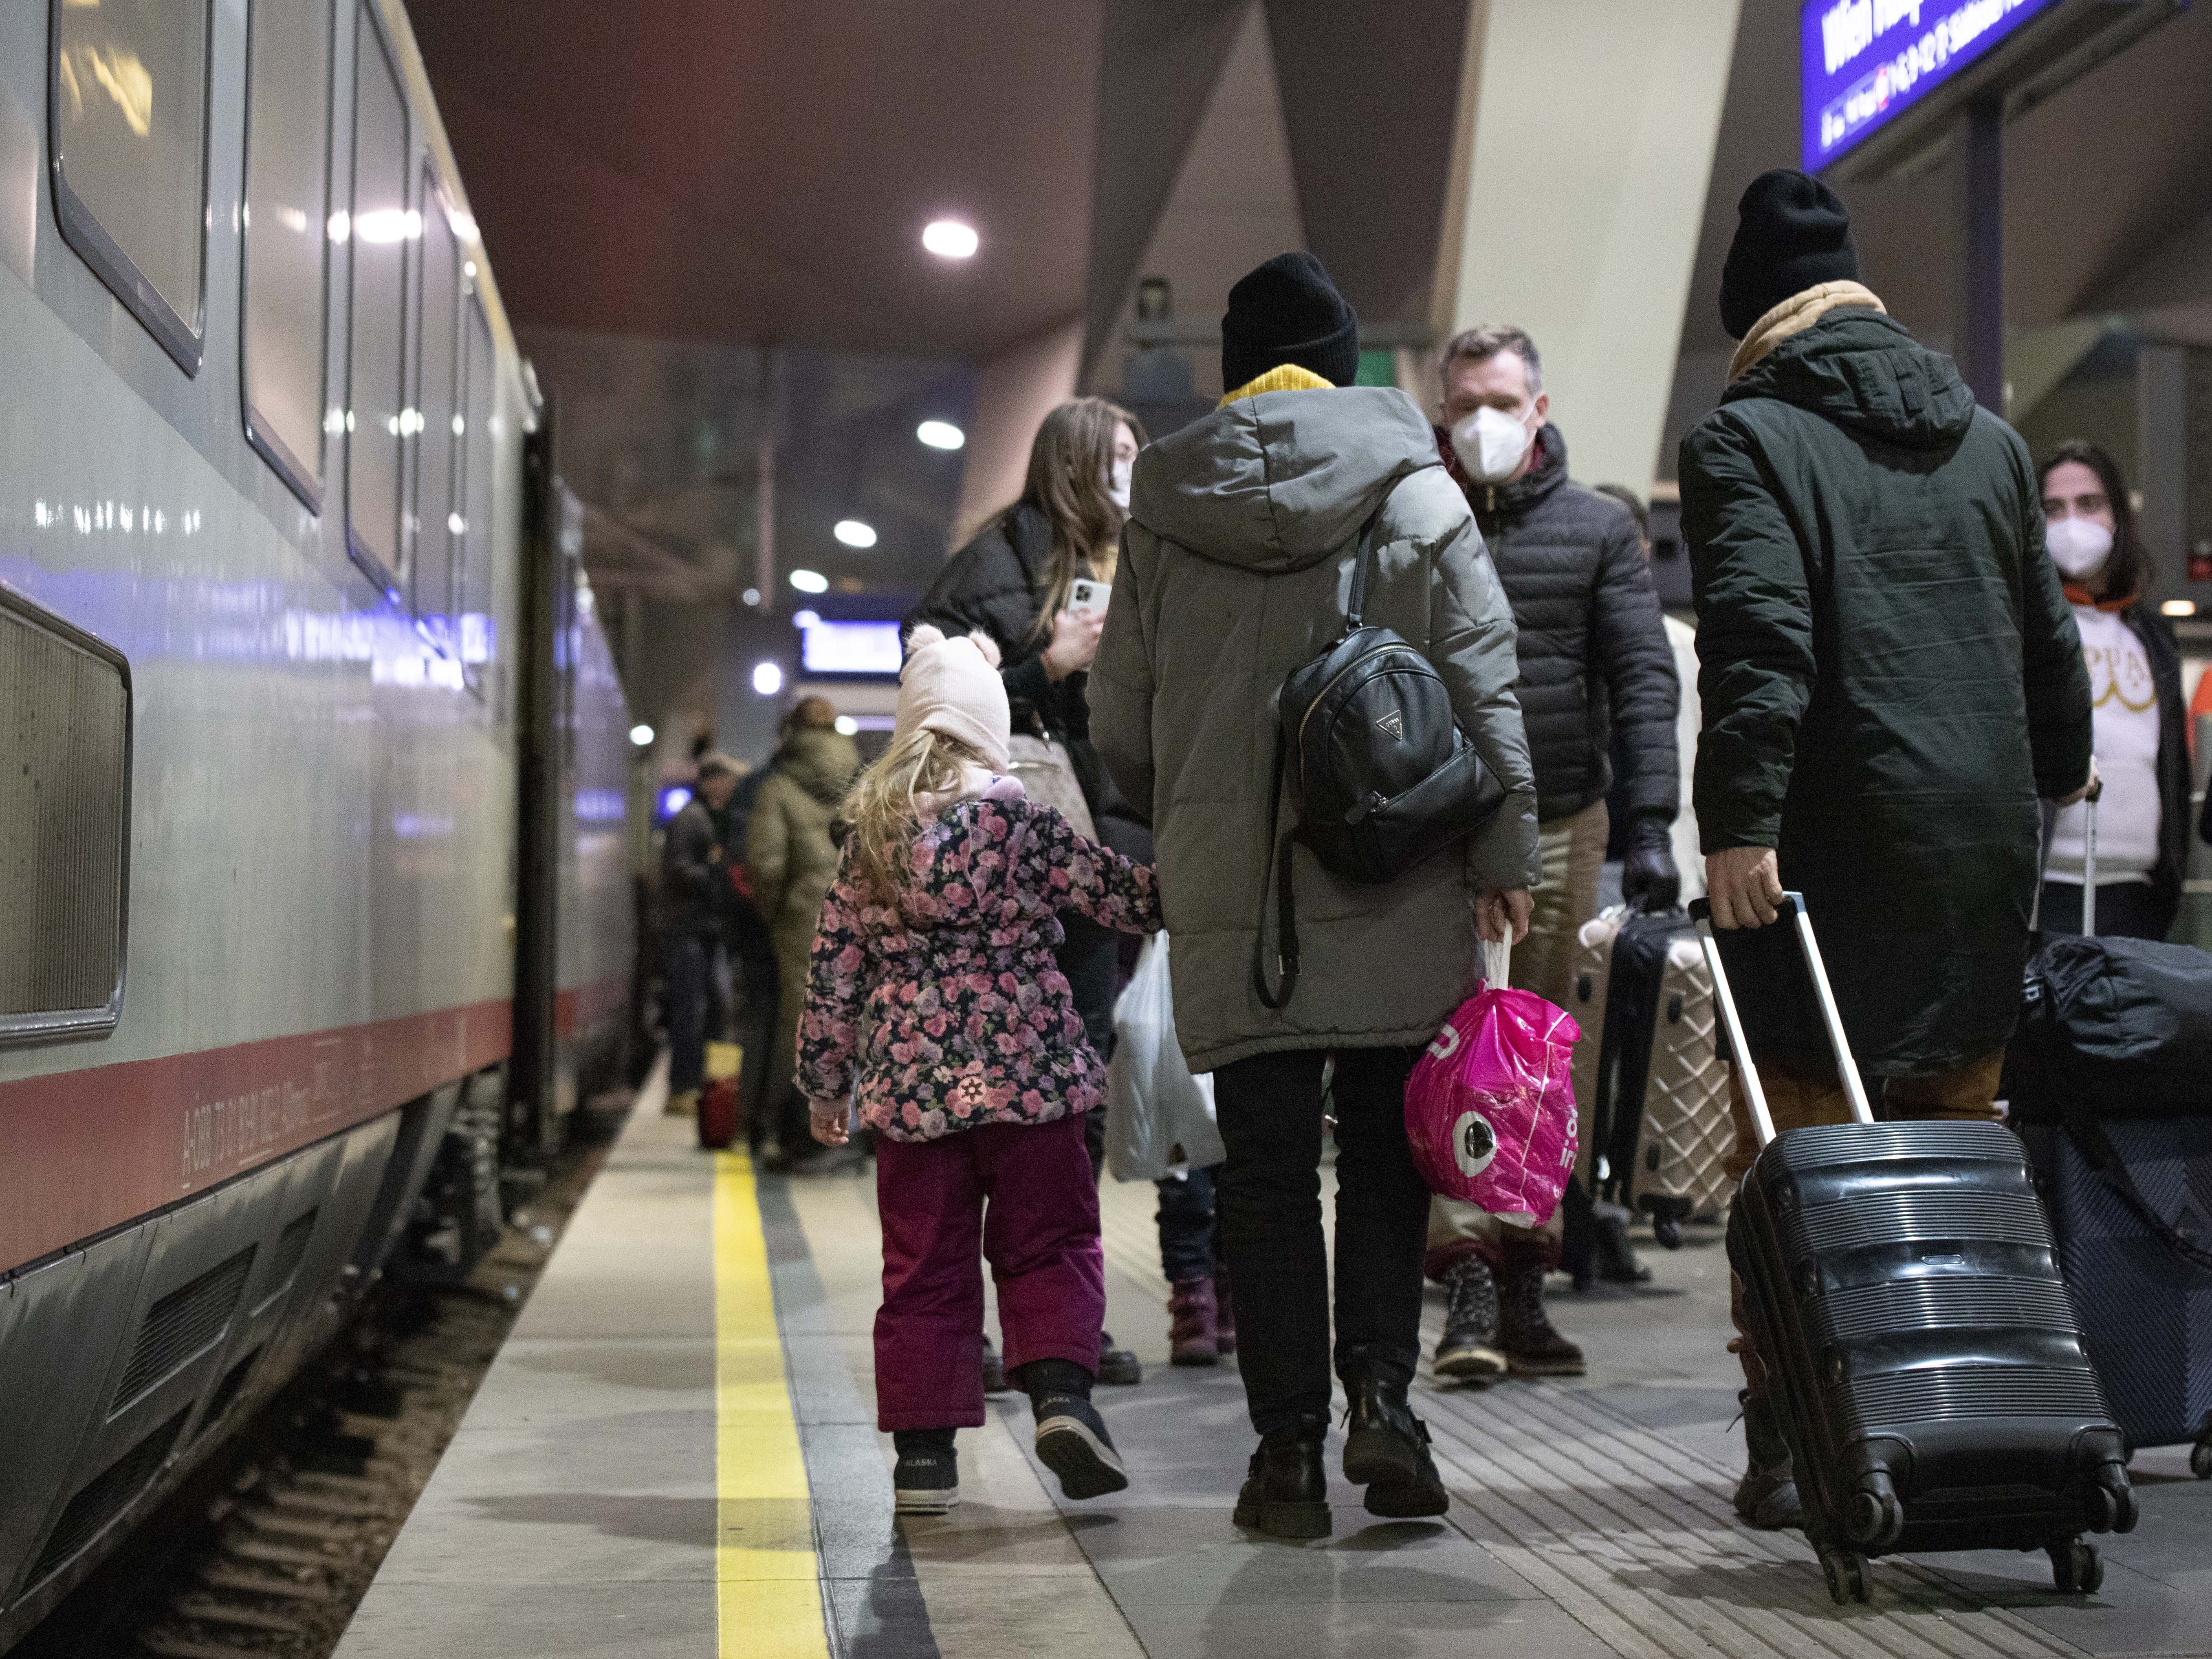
[873,1112,1104,1431]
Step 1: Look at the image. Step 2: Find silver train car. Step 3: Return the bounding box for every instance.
[0,0,633,1643]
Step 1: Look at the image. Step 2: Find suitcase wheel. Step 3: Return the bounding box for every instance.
[1819,1547,1871,1606]
[2193,1432,2212,1481]
[2082,1474,2137,1535]
[1846,1485,1903,1549]
[2047,1539,2101,1595]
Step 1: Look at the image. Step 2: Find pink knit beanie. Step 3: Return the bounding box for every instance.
[893,625,1010,774]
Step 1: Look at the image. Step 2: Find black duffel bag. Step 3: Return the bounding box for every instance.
[1250,500,1508,1009]
[2007,932,2212,1122]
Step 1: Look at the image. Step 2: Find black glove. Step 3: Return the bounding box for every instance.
[1619,813,1681,912]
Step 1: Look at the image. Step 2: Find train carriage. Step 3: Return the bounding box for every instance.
[0,0,631,1642]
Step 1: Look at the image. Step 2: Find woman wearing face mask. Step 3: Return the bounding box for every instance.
[2036,439,2189,939]
[909,396,1159,1388]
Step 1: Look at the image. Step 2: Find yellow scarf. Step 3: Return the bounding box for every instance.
[1726,280,1888,385]
[1219,364,1335,407]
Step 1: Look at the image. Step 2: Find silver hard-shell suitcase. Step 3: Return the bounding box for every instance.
[1625,933,1734,1242]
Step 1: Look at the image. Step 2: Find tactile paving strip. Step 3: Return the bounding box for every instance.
[1096,1180,2089,1659]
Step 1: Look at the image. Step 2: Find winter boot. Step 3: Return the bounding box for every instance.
[1098,1331,1142,1386]
[1017,1359,1128,1501]
[1432,1257,1508,1384]
[1340,1369,1449,1518]
[1593,1199,1653,1285]
[1168,1277,1220,1366]
[1733,1388,1804,1530]
[1497,1241,1585,1376]
[980,1335,1010,1396]
[892,1428,959,1516]
[1212,1259,1236,1355]
[1234,1419,1331,1540]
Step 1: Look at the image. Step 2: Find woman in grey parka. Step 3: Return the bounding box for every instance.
[1089,253,1538,1540]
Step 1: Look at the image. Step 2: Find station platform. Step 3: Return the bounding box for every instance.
[332,1087,2212,1659]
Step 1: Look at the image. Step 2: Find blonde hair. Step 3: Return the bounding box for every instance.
[1016,396,1147,643]
[840,726,991,909]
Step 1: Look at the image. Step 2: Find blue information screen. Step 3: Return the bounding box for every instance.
[1801,0,2058,170]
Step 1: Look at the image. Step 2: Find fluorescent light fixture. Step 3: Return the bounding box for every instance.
[834,519,877,549]
[789,568,829,594]
[629,723,655,747]
[801,621,903,676]
[2162,599,2197,617]
[753,661,785,696]
[834,715,859,736]
[916,420,965,451]
[922,219,979,260]
[792,609,821,629]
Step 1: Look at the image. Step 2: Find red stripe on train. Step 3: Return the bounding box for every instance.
[0,999,514,1273]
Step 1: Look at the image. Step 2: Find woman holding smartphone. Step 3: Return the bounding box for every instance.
[909,396,1160,1388]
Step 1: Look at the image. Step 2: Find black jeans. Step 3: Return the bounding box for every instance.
[1156,1164,1221,1283]
[664,930,728,1096]
[2036,879,2168,941]
[1213,1045,1430,1437]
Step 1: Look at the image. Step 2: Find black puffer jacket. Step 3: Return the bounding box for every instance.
[1438,423,1679,825]
[907,502,1129,822]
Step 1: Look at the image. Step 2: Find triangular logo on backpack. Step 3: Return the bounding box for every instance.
[1375,709,1405,741]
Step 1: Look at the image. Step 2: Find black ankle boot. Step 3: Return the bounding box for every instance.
[1734,1388,1804,1530]
[1433,1258,1506,1383]
[1593,1200,1653,1285]
[1234,1421,1331,1540]
[1340,1370,1448,1518]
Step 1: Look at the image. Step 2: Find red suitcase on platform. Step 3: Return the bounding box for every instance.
[698,1077,741,1150]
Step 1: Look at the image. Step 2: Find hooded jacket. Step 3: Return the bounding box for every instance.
[746,726,862,947]
[1438,422,1679,824]
[1681,304,2092,1075]
[1091,385,1540,1073]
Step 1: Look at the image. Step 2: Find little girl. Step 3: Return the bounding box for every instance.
[799,625,1162,1516]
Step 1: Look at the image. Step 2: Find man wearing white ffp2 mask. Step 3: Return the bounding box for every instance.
[1421,323,1685,1380]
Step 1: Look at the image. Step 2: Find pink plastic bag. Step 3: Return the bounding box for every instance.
[1404,943,1580,1229]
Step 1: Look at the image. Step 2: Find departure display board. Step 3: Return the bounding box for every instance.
[1801,0,2058,171]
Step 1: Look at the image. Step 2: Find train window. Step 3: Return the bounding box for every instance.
[458,294,495,687]
[240,0,334,510]
[49,0,213,374]
[412,169,462,642]
[343,4,410,595]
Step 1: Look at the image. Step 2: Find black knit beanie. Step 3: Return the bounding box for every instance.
[1718,169,1859,340]
[1221,252,1359,392]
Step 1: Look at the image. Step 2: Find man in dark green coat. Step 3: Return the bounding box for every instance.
[1682,170,2095,1529]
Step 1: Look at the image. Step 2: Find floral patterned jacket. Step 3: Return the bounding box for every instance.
[797,785,1162,1142]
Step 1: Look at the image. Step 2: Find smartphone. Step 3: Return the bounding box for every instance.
[1068,579,1109,616]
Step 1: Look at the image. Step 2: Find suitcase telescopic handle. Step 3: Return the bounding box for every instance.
[2030,786,2099,936]
[1688,892,1875,1149]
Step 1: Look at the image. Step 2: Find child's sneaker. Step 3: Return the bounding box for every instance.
[893,1442,960,1515]
[1033,1395,1129,1501]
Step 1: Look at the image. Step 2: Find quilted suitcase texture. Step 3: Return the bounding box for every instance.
[2047,1118,2212,1470]
[1625,934,1732,1243]
[1697,894,2135,1604]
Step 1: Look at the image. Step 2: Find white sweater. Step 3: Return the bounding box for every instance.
[2047,605,2161,885]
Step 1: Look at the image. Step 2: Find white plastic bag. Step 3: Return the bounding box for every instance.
[1103,934,1224,1181]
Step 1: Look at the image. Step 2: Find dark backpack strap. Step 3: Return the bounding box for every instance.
[1341,497,1393,629]
[1251,728,1300,1010]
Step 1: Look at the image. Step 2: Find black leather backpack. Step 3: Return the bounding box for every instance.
[1252,500,1508,1009]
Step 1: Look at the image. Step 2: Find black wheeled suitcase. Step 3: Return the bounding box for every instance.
[1696,893,2135,1604]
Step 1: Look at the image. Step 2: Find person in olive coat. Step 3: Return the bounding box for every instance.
[747,699,861,1155]
[1682,171,2094,1530]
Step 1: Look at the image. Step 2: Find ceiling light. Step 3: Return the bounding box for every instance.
[2162,599,2197,617]
[922,220,978,260]
[788,569,828,594]
[834,519,877,549]
[629,723,655,747]
[753,662,785,696]
[834,715,858,736]
[792,609,820,629]
[916,420,965,451]
[743,587,761,606]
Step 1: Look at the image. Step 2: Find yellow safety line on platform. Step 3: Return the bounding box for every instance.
[715,1150,832,1659]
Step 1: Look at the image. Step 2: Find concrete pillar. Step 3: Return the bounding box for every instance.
[2137,344,2188,604]
[948,316,1083,552]
[1430,0,1741,491]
